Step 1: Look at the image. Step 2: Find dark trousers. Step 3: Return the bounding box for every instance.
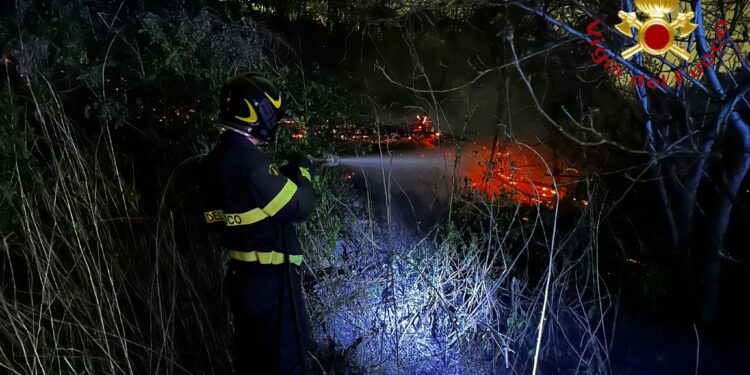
[226,260,310,375]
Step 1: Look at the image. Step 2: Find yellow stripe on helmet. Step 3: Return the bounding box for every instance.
[264,92,282,109]
[234,98,259,124]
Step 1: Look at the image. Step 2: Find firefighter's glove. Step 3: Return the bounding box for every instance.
[281,153,317,183]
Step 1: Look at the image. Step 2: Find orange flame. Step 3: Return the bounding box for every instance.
[460,142,570,208]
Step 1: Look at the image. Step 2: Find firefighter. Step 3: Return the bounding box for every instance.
[201,73,315,374]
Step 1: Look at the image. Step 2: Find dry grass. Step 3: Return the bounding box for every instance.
[299,152,612,374]
[0,77,227,375]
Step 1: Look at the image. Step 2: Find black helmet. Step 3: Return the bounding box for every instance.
[218,73,285,142]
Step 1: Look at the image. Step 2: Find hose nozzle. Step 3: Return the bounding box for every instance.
[308,154,340,168]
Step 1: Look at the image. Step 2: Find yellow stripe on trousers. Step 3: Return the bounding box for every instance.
[229,250,303,266]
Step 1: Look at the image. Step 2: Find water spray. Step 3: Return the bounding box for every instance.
[307,153,453,169]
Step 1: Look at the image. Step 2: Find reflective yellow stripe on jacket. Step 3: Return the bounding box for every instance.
[204,208,266,226]
[261,179,297,216]
[203,179,298,226]
[204,210,225,223]
[229,250,303,266]
[223,208,268,226]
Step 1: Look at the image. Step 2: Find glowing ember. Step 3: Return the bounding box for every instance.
[279,118,308,139]
[460,142,575,208]
[331,115,442,145]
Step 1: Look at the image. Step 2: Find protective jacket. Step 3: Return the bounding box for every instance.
[201,131,315,261]
[201,130,315,375]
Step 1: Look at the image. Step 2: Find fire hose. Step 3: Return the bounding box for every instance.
[283,153,338,374]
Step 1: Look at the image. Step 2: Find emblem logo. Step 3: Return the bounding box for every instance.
[616,0,698,60]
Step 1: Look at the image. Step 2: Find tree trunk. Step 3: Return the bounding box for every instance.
[701,113,750,321]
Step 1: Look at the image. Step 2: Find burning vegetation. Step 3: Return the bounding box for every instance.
[460,142,579,208]
[282,114,581,209]
[329,114,444,146]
